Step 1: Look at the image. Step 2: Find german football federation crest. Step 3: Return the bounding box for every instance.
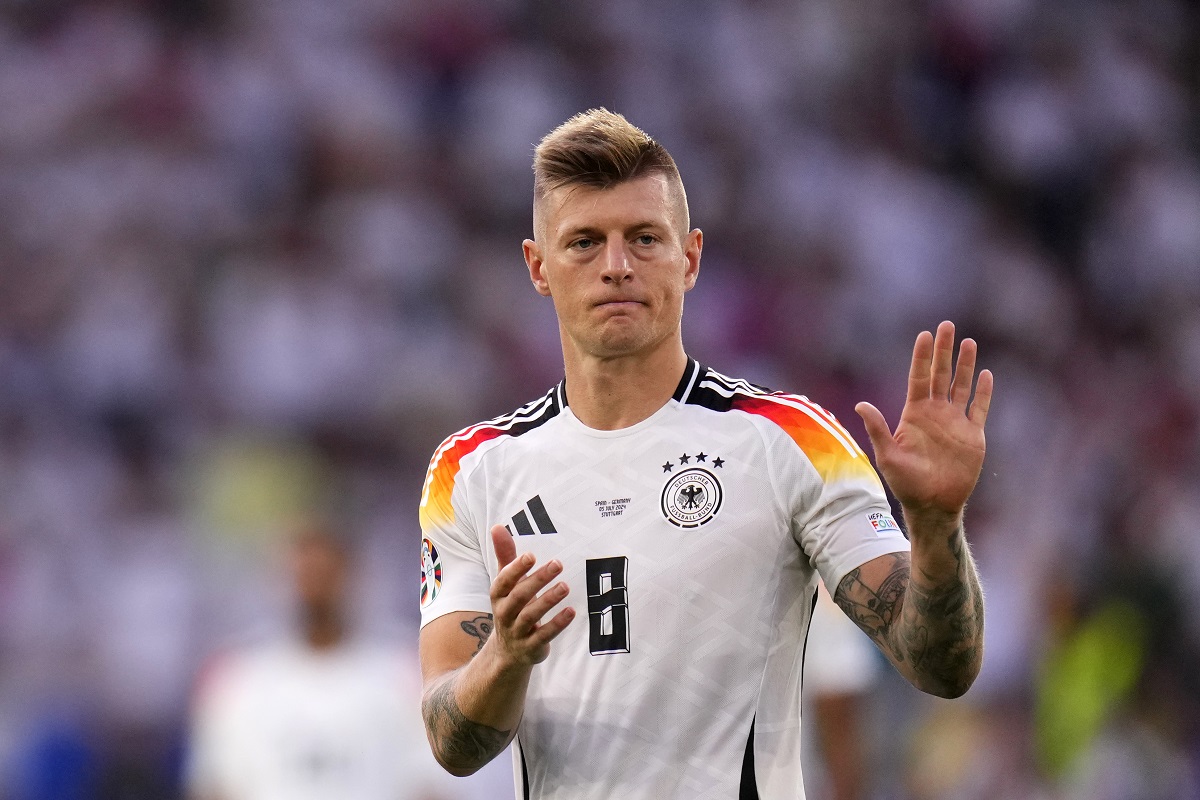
[661,467,723,528]
[420,538,442,607]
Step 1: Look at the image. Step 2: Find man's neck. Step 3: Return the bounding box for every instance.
[301,608,346,651]
[563,343,689,431]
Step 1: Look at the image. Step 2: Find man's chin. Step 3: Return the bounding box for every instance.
[582,329,659,360]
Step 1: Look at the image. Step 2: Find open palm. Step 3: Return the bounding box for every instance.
[855,321,993,519]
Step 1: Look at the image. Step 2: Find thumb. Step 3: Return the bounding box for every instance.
[491,524,517,570]
[854,402,894,460]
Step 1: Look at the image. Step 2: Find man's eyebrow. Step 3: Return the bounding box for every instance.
[558,225,605,241]
[558,220,667,241]
[625,220,670,234]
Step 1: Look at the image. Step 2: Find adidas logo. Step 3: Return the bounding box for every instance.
[505,495,557,536]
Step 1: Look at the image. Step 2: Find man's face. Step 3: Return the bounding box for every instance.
[524,173,702,361]
[290,535,348,615]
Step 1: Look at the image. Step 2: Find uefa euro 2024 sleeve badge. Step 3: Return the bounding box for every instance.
[420,538,442,608]
[660,451,725,528]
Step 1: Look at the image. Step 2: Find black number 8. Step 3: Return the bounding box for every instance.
[585,557,630,655]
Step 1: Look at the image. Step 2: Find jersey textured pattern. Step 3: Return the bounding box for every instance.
[418,360,910,800]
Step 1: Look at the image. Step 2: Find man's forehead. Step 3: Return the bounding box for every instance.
[536,174,682,239]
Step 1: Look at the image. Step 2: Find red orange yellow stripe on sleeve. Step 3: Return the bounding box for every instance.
[419,426,504,530]
[732,394,881,486]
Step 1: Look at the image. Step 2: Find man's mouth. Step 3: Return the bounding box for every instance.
[595,299,643,308]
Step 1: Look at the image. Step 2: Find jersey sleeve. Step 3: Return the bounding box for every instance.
[418,428,496,627]
[184,653,251,800]
[738,393,911,594]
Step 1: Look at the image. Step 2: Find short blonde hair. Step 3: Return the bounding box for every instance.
[533,109,688,233]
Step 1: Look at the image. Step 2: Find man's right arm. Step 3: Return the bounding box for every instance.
[419,526,575,776]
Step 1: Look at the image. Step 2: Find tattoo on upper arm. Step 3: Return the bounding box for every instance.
[833,553,911,662]
[461,615,494,654]
[423,676,512,771]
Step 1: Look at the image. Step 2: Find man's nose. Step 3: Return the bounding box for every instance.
[601,242,633,283]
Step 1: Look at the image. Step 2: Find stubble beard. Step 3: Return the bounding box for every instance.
[565,306,681,363]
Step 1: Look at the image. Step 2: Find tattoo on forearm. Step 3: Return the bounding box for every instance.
[423,676,512,771]
[461,615,494,654]
[834,529,983,697]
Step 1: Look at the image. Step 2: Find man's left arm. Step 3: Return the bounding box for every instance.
[835,321,992,699]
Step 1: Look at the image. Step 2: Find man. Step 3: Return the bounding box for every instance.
[418,109,990,799]
[187,524,454,800]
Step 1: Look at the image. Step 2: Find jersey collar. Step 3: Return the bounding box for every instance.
[556,357,703,409]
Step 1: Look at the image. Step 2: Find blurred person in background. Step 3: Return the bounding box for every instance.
[185,522,455,800]
[803,583,879,800]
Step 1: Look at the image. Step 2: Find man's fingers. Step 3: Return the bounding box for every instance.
[528,607,576,647]
[907,330,934,401]
[491,541,535,603]
[950,338,977,409]
[491,524,517,570]
[929,320,956,399]
[484,525,576,661]
[514,581,570,633]
[854,402,894,460]
[968,369,994,426]
[503,559,564,614]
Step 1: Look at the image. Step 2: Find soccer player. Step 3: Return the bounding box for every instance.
[187,524,454,800]
[417,109,991,799]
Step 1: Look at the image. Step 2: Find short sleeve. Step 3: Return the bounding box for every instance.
[738,393,911,593]
[418,431,495,627]
[184,655,252,799]
[792,450,910,595]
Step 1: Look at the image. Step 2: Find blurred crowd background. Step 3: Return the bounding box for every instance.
[1,0,1199,797]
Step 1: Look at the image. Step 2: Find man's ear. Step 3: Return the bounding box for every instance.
[523,239,552,297]
[682,228,703,291]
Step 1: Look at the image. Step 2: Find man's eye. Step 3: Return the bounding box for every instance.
[636,235,657,245]
[572,239,594,250]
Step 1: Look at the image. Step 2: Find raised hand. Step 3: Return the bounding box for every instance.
[839,321,990,698]
[854,321,993,523]
[488,525,575,666]
[420,530,575,776]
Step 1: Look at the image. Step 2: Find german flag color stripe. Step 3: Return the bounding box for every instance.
[731,394,879,485]
[420,426,506,530]
[419,389,562,530]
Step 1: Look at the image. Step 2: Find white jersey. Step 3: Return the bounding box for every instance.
[418,360,909,800]
[186,640,454,800]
